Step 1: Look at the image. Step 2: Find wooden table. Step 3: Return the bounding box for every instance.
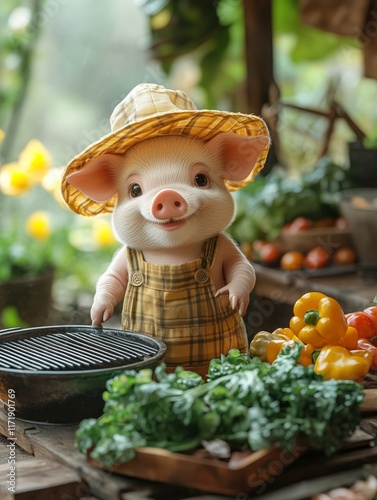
[2,387,377,500]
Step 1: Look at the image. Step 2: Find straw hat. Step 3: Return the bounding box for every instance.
[61,83,270,216]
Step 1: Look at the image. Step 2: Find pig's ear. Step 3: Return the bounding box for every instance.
[206,133,269,182]
[66,154,124,202]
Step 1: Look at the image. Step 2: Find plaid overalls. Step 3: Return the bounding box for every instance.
[121,236,249,377]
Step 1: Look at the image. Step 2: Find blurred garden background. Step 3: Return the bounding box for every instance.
[1,0,377,328]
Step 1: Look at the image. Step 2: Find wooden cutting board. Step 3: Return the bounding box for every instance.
[88,444,307,497]
[359,387,377,413]
[87,388,377,497]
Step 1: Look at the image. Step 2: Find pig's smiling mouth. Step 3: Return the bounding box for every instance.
[155,217,188,231]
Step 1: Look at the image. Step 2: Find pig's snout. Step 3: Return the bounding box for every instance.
[151,189,188,220]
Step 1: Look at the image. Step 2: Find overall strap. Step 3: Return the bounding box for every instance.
[202,236,218,270]
[126,246,144,272]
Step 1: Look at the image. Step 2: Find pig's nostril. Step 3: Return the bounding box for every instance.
[151,190,188,219]
[157,201,181,211]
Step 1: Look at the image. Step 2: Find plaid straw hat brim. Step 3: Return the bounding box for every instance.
[61,84,270,216]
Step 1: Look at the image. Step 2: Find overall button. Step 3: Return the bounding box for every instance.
[194,268,209,283]
[130,271,144,286]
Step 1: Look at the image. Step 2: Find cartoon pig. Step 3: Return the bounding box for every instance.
[62,83,270,376]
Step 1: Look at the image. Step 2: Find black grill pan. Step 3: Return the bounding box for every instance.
[0,325,166,424]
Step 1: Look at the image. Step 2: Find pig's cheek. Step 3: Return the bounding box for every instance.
[195,191,235,232]
[112,204,144,245]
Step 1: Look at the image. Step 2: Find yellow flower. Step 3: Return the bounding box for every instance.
[42,167,66,207]
[26,211,51,241]
[151,9,171,29]
[0,162,33,195]
[0,129,4,143]
[92,218,116,247]
[19,140,52,182]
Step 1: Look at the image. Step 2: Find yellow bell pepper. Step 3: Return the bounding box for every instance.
[265,328,299,364]
[266,339,292,364]
[289,292,358,350]
[340,325,359,350]
[314,345,372,381]
[249,331,275,362]
[271,327,299,341]
[250,328,314,366]
[297,342,316,367]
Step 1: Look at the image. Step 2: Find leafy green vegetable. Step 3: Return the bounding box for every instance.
[76,344,364,467]
[228,157,356,243]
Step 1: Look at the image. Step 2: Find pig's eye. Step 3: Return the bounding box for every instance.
[194,173,209,188]
[130,183,142,198]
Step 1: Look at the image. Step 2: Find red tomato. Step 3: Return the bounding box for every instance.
[250,240,268,262]
[333,247,357,265]
[363,306,377,332]
[253,239,267,252]
[288,217,313,232]
[259,242,280,264]
[346,311,376,340]
[357,338,377,370]
[335,217,349,229]
[303,246,330,269]
[280,251,305,271]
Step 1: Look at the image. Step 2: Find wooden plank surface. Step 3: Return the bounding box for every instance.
[0,458,84,500]
[0,434,33,464]
[0,411,143,500]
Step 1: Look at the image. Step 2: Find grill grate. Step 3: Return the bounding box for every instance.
[0,329,159,372]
